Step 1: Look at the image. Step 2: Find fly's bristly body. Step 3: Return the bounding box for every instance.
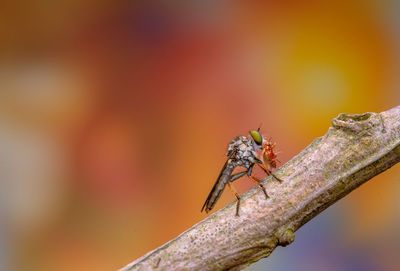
[227,136,257,168]
[201,128,284,216]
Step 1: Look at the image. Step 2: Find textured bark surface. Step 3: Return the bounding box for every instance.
[121,106,400,271]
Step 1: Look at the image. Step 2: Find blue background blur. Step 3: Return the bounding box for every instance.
[1,1,399,270]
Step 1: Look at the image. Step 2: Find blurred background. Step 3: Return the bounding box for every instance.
[1,1,399,270]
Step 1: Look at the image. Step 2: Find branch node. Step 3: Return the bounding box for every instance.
[331,112,382,133]
[276,228,295,247]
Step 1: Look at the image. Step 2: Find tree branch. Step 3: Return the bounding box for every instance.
[121,106,400,271]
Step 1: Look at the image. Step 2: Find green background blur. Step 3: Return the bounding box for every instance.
[1,1,399,270]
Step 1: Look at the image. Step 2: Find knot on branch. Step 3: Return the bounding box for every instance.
[331,112,384,134]
[276,228,295,247]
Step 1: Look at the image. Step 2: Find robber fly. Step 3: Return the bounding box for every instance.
[201,128,283,216]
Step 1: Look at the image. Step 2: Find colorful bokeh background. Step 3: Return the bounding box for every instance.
[1,1,399,271]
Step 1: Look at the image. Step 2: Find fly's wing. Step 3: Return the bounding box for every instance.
[201,159,234,213]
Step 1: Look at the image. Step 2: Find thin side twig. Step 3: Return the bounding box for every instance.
[121,105,400,271]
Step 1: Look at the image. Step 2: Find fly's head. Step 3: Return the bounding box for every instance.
[249,127,264,150]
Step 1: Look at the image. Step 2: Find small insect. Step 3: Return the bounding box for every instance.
[260,138,283,182]
[201,128,283,216]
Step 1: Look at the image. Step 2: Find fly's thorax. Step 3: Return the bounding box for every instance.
[227,136,257,168]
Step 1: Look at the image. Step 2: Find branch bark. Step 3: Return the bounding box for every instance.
[121,106,400,271]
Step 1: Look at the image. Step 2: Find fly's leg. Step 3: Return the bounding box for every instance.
[228,170,250,216]
[248,176,269,198]
[257,162,283,183]
[246,164,269,198]
[230,171,247,182]
[227,182,241,216]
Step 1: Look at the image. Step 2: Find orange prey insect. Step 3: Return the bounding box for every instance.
[259,138,283,182]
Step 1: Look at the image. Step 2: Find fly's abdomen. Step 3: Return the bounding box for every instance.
[201,160,235,213]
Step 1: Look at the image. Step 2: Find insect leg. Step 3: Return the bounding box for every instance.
[256,162,283,183]
[247,168,268,199]
[243,164,268,198]
[227,182,241,216]
[248,176,269,198]
[229,171,247,182]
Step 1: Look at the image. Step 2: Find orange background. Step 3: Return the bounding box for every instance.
[1,1,399,270]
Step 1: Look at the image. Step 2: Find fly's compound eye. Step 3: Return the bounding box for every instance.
[249,130,263,146]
